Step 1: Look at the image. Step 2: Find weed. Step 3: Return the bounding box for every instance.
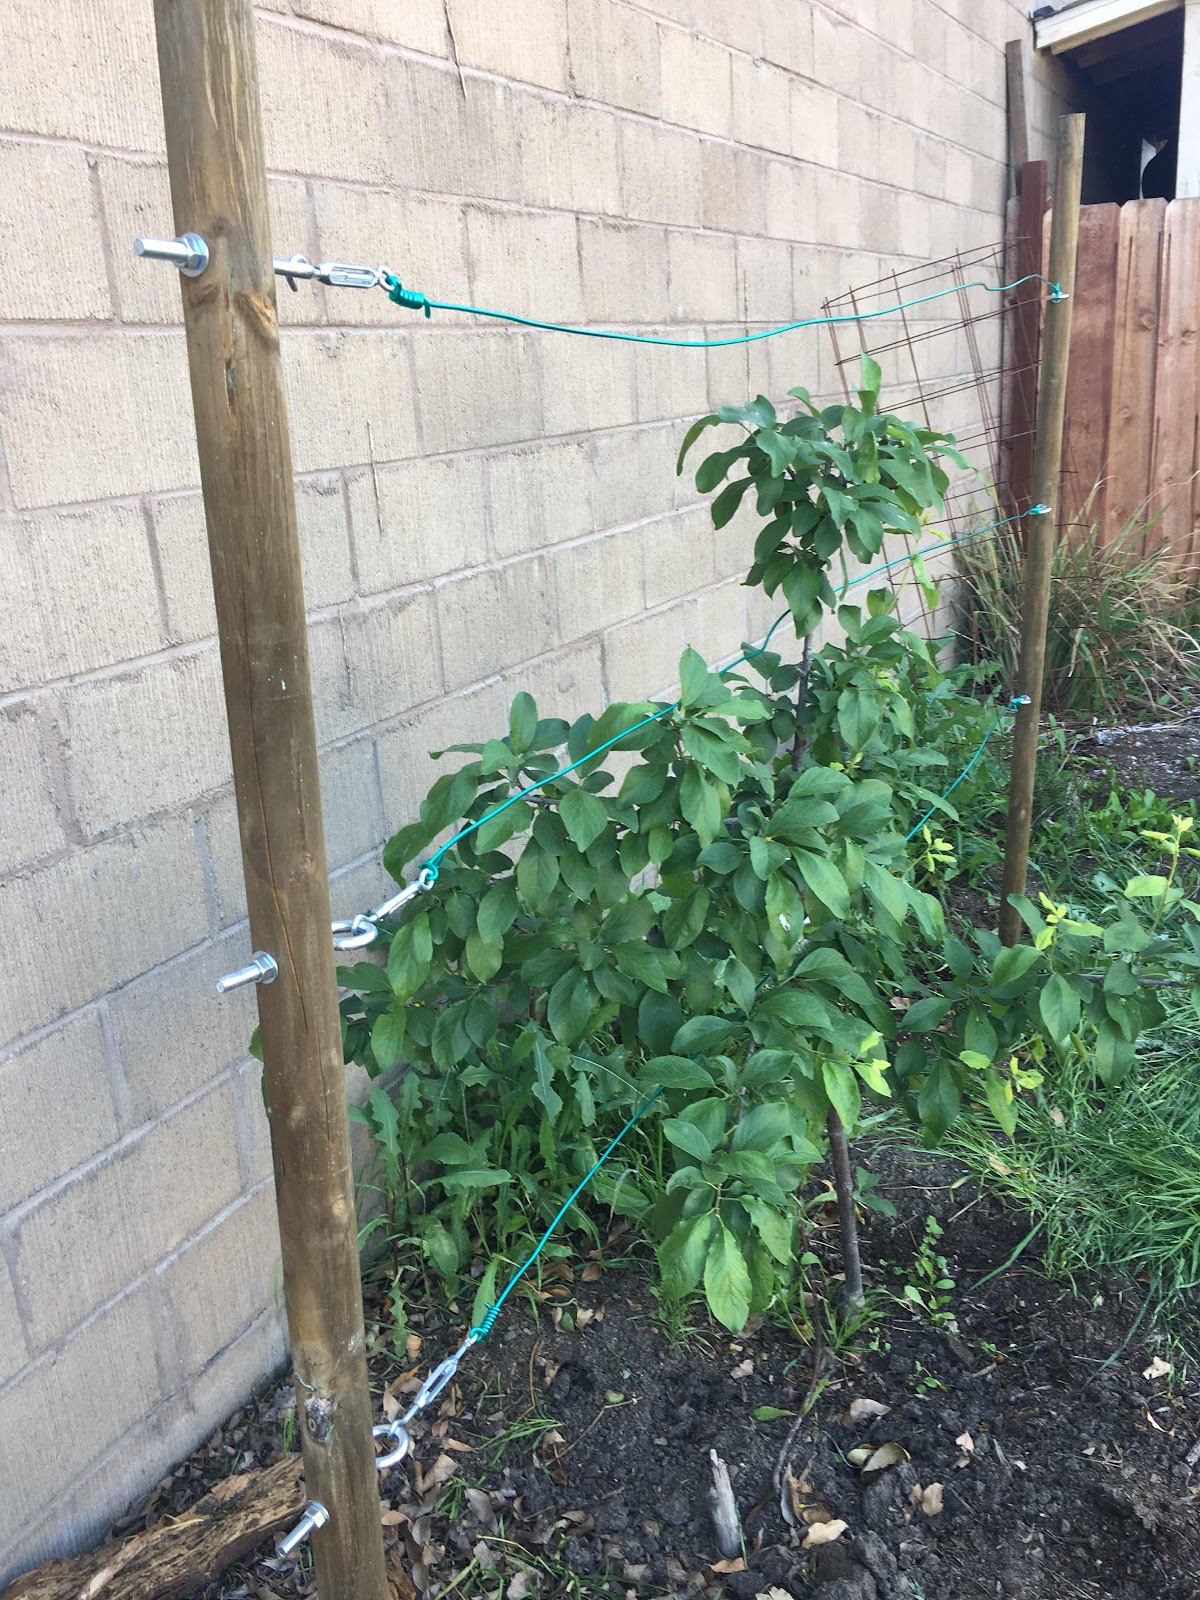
[910,1360,947,1395]
[887,1215,957,1329]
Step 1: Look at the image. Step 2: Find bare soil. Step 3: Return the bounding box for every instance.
[90,1143,1199,1600]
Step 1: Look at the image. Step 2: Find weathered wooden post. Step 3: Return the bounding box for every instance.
[147,3,389,1595]
[999,113,1085,947]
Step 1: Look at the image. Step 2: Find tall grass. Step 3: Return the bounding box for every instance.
[958,511,1200,719]
[946,1010,1200,1319]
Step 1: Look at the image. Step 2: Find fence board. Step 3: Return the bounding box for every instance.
[1148,201,1200,569]
[1060,204,1119,534]
[1106,199,1166,546]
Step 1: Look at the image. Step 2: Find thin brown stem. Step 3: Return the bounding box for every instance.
[826,1107,865,1307]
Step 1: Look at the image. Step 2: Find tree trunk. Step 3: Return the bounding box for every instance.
[826,1107,864,1307]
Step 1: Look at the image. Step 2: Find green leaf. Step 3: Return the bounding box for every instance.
[613,941,673,994]
[745,1198,793,1265]
[680,765,723,846]
[1038,973,1081,1045]
[559,786,608,852]
[731,1101,792,1155]
[752,1404,795,1422]
[657,1211,715,1298]
[509,691,537,751]
[984,1071,1017,1137]
[711,475,753,529]
[663,889,711,950]
[440,1167,514,1192]
[370,1007,407,1070]
[663,1117,714,1162]
[917,1061,961,1143]
[989,943,1042,997]
[903,996,951,1032]
[1124,874,1170,898]
[531,1035,564,1123]
[704,1222,752,1332]
[677,414,721,474]
[672,1015,738,1054]
[477,880,519,944]
[337,961,392,994]
[678,647,711,707]
[638,989,684,1055]
[470,1258,500,1333]
[643,1055,716,1089]
[365,1085,401,1158]
[465,928,503,982]
[793,849,850,918]
[547,968,593,1045]
[517,840,559,909]
[836,685,880,753]
[822,1060,861,1133]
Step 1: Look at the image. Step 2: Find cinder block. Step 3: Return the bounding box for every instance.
[0,819,209,1051]
[0,142,109,321]
[158,1186,281,1379]
[0,1285,163,1553]
[810,168,863,251]
[514,96,622,214]
[307,614,355,747]
[0,708,66,875]
[737,237,794,323]
[591,423,686,531]
[0,2,162,151]
[437,558,557,692]
[233,1060,276,1190]
[257,20,389,184]
[107,935,259,1122]
[602,602,688,703]
[836,100,881,180]
[152,476,355,646]
[61,649,230,839]
[567,0,661,116]
[763,157,817,243]
[858,183,901,256]
[390,59,521,201]
[0,1011,120,1213]
[282,330,420,472]
[467,208,583,324]
[0,335,198,508]
[810,6,860,100]
[548,527,644,639]
[504,638,605,727]
[791,78,839,168]
[695,576,753,663]
[410,331,542,454]
[731,58,792,158]
[0,1266,26,1388]
[374,683,508,836]
[712,491,761,581]
[690,0,762,52]
[539,327,636,435]
[0,505,163,695]
[347,454,486,592]
[289,0,446,52]
[701,142,767,237]
[897,191,932,260]
[14,1079,243,1351]
[667,231,739,324]
[660,29,732,138]
[448,0,569,89]
[641,507,716,608]
[100,159,311,329]
[344,589,443,728]
[619,120,703,228]
[875,119,917,193]
[757,0,815,72]
[488,439,593,560]
[579,221,670,325]
[310,183,470,326]
[632,330,706,425]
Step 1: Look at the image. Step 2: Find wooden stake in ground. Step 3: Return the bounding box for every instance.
[998,114,1085,948]
[149,4,388,1597]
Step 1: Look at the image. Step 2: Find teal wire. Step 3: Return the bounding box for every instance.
[471,1087,664,1339]
[385,274,1061,349]
[903,700,1019,842]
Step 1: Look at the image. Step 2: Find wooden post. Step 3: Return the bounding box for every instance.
[999,114,1085,947]
[1004,160,1049,520]
[149,5,388,1598]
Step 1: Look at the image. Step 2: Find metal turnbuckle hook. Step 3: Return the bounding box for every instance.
[216,952,278,994]
[373,1421,412,1472]
[133,234,210,277]
[369,868,435,923]
[331,913,378,951]
[278,1499,329,1557]
[272,254,385,293]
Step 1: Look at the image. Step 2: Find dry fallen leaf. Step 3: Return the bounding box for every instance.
[1144,1356,1172,1381]
[709,1557,746,1574]
[921,1482,944,1516]
[581,1263,602,1282]
[863,1441,910,1474]
[576,1308,597,1331]
[849,1397,892,1424]
[847,1447,875,1468]
[802,1518,848,1549]
[1142,1404,1166,1433]
[405,1334,423,1362]
[730,1359,754,1381]
[755,1590,792,1600]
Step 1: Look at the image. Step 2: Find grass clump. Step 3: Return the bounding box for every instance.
[946,1009,1200,1320]
[958,513,1200,719]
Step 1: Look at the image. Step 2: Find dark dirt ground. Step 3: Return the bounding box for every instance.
[92,1141,1200,1600]
[1086,716,1200,805]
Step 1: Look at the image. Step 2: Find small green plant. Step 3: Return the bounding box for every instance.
[910,1359,947,1394]
[890,1215,956,1329]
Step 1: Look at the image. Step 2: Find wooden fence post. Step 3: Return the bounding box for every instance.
[149,4,389,1596]
[999,114,1085,947]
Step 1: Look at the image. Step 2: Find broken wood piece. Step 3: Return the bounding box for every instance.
[2,1457,304,1600]
[708,1449,742,1561]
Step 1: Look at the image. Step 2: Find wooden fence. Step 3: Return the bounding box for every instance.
[1005,191,1200,568]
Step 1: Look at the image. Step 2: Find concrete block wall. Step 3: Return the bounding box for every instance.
[0,0,1051,1578]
